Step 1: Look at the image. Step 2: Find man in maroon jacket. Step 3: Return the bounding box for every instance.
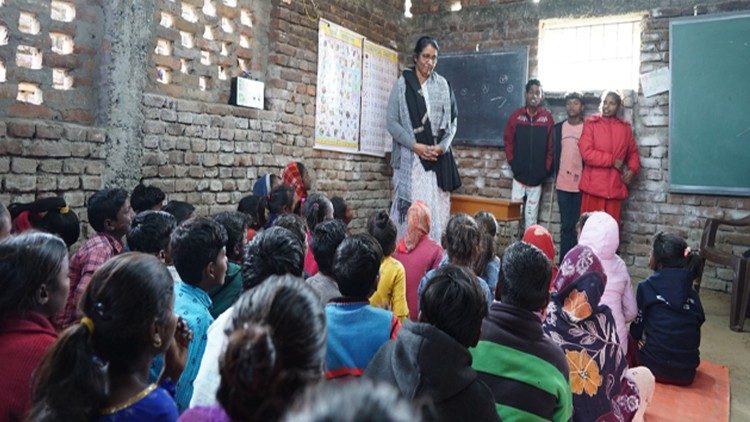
[503,79,554,231]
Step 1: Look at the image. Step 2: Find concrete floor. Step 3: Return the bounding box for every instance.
[698,290,750,421]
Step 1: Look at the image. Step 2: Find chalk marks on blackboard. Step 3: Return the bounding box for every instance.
[490,96,507,109]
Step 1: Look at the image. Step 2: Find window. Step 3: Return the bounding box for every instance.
[538,15,642,91]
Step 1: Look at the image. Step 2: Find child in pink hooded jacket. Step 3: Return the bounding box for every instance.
[578,211,637,355]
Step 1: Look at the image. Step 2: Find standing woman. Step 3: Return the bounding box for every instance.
[578,91,641,224]
[387,36,460,242]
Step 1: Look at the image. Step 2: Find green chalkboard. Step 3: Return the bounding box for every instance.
[669,12,750,196]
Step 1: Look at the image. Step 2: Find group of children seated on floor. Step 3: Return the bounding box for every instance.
[0,160,706,421]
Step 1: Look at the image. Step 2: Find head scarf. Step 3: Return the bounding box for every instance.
[282,162,307,201]
[543,245,639,422]
[253,174,273,197]
[523,224,559,290]
[397,200,431,253]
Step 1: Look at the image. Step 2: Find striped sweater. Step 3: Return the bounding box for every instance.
[325,299,400,379]
[471,301,572,421]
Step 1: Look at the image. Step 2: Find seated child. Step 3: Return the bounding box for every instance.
[543,245,649,421]
[325,234,400,379]
[368,211,409,322]
[179,275,324,421]
[578,211,637,355]
[8,196,80,247]
[630,232,705,386]
[209,211,250,318]
[307,219,347,304]
[418,214,493,312]
[237,194,264,240]
[522,224,558,291]
[366,265,498,421]
[54,188,134,329]
[127,210,177,263]
[392,201,443,321]
[131,182,166,213]
[282,161,311,214]
[331,196,353,229]
[169,217,228,411]
[163,200,196,225]
[0,233,69,421]
[474,211,501,294]
[264,185,296,229]
[472,242,572,421]
[30,253,191,421]
[303,192,334,277]
[190,226,305,407]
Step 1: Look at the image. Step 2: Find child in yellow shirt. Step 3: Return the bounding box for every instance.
[367,210,409,322]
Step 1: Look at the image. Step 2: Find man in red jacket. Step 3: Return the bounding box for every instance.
[503,79,554,231]
[578,91,641,224]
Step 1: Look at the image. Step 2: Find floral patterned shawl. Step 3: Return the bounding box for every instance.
[543,245,639,422]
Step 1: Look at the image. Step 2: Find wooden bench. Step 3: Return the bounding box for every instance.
[450,195,523,237]
[699,214,750,331]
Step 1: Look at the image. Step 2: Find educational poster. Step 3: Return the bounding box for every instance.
[314,20,364,153]
[360,40,399,157]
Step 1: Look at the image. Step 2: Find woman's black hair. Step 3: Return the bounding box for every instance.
[413,36,439,58]
[242,227,305,290]
[296,162,307,178]
[29,253,174,421]
[473,212,498,277]
[130,182,166,213]
[333,234,383,299]
[312,219,347,276]
[330,197,348,222]
[162,200,196,225]
[367,210,397,257]
[0,232,68,316]
[303,192,333,233]
[126,211,177,255]
[87,188,129,233]
[474,211,498,239]
[170,217,228,285]
[420,264,487,348]
[652,231,701,278]
[8,196,81,247]
[238,194,264,229]
[283,379,421,422]
[218,274,325,422]
[441,213,480,268]
[267,185,295,215]
[213,211,251,262]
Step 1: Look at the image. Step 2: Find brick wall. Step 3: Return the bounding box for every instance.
[408,0,750,290]
[1,0,406,237]
[0,0,102,123]
[140,0,406,229]
[0,118,106,242]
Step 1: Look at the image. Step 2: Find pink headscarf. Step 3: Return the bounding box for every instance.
[397,201,431,253]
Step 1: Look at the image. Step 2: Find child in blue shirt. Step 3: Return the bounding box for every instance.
[325,234,400,379]
[170,217,228,411]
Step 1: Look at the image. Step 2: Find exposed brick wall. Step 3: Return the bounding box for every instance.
[408,0,750,291]
[0,118,106,243]
[0,0,103,123]
[141,0,407,230]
